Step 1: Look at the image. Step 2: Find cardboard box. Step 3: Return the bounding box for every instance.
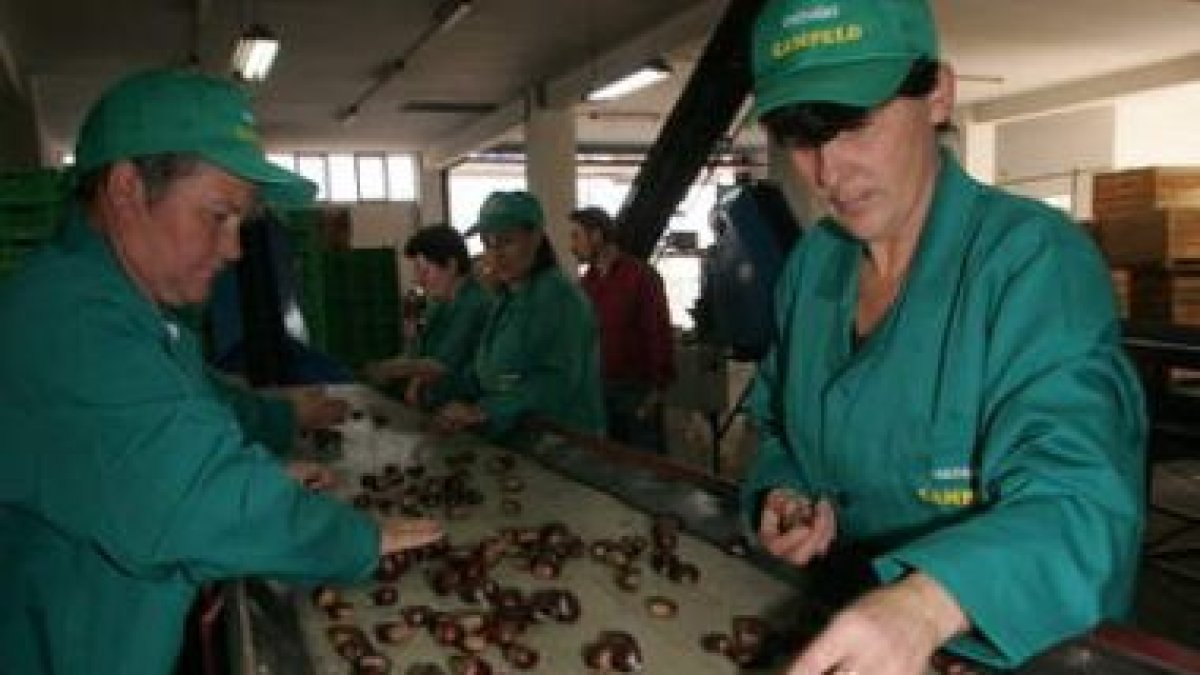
[1111,268,1200,326]
[1098,209,1200,267]
[1093,167,1200,221]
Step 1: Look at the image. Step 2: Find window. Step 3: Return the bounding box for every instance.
[357,155,387,201]
[328,154,357,203]
[263,151,419,204]
[387,155,418,201]
[294,155,328,201]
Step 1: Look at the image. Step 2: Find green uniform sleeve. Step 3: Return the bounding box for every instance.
[873,223,1146,666]
[39,304,379,585]
[206,368,297,456]
[740,251,814,535]
[422,282,493,408]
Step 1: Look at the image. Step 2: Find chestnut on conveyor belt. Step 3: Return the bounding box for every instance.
[327,625,370,662]
[354,651,392,674]
[448,654,493,675]
[374,621,415,645]
[644,595,678,618]
[370,586,398,606]
[582,630,643,672]
[501,643,539,670]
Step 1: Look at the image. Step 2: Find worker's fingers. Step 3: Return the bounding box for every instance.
[286,461,338,490]
[379,517,445,554]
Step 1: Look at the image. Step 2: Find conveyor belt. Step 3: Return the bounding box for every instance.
[228,386,1200,675]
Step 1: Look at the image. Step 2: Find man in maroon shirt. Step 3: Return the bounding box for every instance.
[569,207,676,452]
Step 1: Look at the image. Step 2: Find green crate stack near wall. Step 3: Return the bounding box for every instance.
[317,248,401,368]
[0,169,67,282]
[279,209,400,368]
[279,208,329,344]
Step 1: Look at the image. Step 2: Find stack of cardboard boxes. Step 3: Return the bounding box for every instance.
[1093,167,1200,327]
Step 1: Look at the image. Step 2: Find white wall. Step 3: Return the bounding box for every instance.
[1115,81,1200,169]
[348,201,421,290]
[993,105,1115,218]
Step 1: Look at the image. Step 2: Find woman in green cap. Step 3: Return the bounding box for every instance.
[365,224,493,408]
[742,0,1144,673]
[432,190,605,443]
[0,69,443,675]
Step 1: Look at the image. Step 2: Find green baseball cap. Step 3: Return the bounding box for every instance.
[73,69,315,205]
[751,0,939,117]
[468,191,545,236]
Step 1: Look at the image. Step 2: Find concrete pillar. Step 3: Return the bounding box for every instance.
[418,159,448,226]
[524,94,577,272]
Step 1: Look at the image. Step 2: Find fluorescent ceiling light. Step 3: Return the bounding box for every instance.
[231,24,280,81]
[586,59,672,102]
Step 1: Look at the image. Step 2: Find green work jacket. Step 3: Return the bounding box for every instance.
[0,209,379,675]
[414,277,493,408]
[469,267,605,440]
[741,150,1146,667]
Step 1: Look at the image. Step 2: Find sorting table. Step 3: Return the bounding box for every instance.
[225,386,1200,675]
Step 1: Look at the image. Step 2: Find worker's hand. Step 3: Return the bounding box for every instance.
[286,387,350,430]
[787,572,970,675]
[757,488,836,567]
[378,517,444,554]
[432,402,487,433]
[286,460,338,491]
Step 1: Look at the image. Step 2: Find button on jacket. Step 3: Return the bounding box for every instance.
[0,209,379,675]
[741,151,1146,667]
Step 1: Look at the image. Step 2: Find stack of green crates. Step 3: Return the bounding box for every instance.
[280,209,400,369]
[0,169,67,282]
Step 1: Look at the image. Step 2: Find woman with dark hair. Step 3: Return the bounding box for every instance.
[364,224,492,408]
[433,190,605,443]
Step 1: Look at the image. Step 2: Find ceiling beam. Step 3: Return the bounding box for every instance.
[423,0,728,169]
[967,51,1200,124]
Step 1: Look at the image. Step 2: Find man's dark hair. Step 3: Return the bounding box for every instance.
[762,57,942,150]
[529,236,559,276]
[569,206,618,243]
[404,224,471,276]
[74,153,201,204]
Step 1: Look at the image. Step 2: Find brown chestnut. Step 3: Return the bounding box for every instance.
[501,476,525,493]
[325,600,355,621]
[434,615,465,648]
[354,652,391,675]
[700,631,732,654]
[374,621,414,645]
[500,497,522,516]
[731,615,769,651]
[530,553,561,580]
[401,605,434,628]
[448,654,492,675]
[615,566,642,592]
[502,643,540,670]
[369,586,398,606]
[312,586,339,610]
[644,595,678,618]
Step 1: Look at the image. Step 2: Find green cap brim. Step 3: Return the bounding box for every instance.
[466,220,536,238]
[198,144,316,206]
[753,56,912,118]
